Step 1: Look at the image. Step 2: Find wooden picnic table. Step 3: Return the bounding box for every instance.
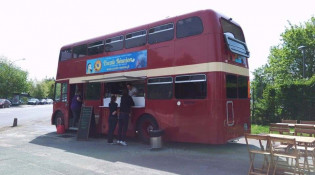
[263,133,315,173]
[276,123,315,128]
[267,133,315,144]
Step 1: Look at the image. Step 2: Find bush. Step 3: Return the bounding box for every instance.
[252,75,315,124]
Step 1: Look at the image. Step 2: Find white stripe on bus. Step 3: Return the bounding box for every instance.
[56,62,249,84]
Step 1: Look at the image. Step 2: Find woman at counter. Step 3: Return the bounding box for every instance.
[107,95,118,144]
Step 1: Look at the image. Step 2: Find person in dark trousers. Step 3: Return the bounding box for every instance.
[71,91,82,127]
[118,89,135,146]
[107,95,118,144]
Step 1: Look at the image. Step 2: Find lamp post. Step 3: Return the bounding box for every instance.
[298,46,306,78]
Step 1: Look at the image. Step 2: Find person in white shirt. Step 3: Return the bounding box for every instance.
[126,83,137,97]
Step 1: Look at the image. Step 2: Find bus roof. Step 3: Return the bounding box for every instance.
[60,9,241,50]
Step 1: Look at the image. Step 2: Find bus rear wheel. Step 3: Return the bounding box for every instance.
[136,115,159,143]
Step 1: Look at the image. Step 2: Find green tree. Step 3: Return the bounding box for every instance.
[43,77,55,99]
[266,17,315,83]
[0,56,29,98]
[29,78,55,99]
[251,17,315,124]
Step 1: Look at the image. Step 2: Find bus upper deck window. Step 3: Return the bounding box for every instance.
[88,41,104,56]
[176,16,203,39]
[105,35,124,52]
[59,48,72,61]
[73,44,87,58]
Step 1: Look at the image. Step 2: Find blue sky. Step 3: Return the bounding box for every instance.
[0,0,314,80]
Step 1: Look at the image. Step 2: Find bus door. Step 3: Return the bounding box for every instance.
[54,81,70,128]
[69,84,83,127]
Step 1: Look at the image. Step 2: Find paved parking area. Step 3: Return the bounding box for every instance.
[0,112,255,175]
[0,125,254,174]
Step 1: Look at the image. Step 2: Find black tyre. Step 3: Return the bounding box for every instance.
[136,115,159,143]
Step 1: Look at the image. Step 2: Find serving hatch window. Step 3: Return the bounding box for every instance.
[147,77,173,99]
[175,74,206,99]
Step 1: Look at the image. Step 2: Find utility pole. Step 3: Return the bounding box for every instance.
[298,46,306,78]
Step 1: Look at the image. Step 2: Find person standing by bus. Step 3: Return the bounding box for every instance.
[118,89,135,146]
[107,95,118,144]
[71,91,82,127]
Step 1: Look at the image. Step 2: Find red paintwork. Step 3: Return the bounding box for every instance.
[52,9,250,144]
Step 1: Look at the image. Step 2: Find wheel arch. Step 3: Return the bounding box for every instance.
[135,113,160,132]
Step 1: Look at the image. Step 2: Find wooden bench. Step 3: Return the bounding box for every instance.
[281,119,297,124]
[269,123,292,135]
[300,120,315,125]
[295,125,315,137]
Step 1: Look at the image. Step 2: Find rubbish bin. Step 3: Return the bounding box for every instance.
[149,130,164,149]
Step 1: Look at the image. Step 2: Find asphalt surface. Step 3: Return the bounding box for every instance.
[0,104,52,128]
[0,105,261,175]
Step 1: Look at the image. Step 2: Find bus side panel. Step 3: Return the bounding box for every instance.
[204,72,227,144]
[174,34,208,66]
[145,99,177,141]
[148,40,175,69]
[172,99,210,143]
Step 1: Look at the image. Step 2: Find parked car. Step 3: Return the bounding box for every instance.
[39,99,47,105]
[28,98,39,105]
[0,99,11,108]
[11,95,21,105]
[46,99,53,104]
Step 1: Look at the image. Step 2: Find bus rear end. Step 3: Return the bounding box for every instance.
[220,17,251,142]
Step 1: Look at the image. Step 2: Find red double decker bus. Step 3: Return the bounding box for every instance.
[52,9,250,144]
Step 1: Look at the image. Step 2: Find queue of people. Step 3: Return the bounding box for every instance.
[107,83,135,146]
[70,83,137,146]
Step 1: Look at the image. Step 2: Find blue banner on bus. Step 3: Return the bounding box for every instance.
[86,50,147,74]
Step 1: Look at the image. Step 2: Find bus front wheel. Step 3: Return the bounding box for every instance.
[55,112,64,128]
[136,115,159,143]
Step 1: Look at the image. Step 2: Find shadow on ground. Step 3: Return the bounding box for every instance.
[30,131,252,175]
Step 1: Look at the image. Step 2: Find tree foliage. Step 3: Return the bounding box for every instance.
[29,78,55,99]
[0,57,29,98]
[251,17,315,124]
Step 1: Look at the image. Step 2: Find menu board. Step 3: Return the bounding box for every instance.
[77,106,93,140]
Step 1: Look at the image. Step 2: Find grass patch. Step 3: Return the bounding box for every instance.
[251,124,269,134]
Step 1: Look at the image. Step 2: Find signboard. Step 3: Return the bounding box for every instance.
[86,50,147,74]
[77,106,93,140]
